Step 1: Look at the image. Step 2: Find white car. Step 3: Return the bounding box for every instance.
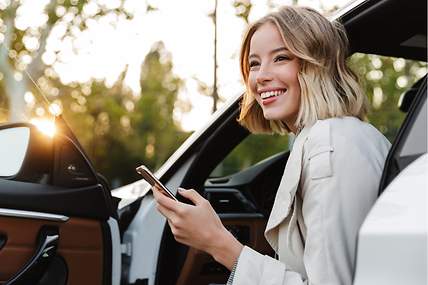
[0,0,425,284]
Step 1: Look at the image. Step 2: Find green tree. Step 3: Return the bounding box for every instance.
[0,0,131,122]
[0,87,7,121]
[232,0,252,24]
[58,42,190,187]
[349,54,427,141]
[130,42,189,170]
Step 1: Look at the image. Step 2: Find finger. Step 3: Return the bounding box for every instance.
[154,188,179,211]
[178,188,206,205]
[152,186,170,204]
[152,185,170,199]
[153,185,171,198]
[156,203,176,220]
[152,186,161,200]
[168,222,183,239]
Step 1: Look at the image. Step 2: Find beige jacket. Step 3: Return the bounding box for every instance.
[231,117,391,285]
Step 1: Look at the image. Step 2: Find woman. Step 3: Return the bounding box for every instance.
[153,6,391,284]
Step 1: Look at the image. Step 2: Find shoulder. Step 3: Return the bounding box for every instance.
[303,116,390,156]
[300,116,390,182]
[303,117,335,151]
[306,116,387,142]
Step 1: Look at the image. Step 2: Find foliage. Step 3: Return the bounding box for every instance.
[0,0,132,121]
[0,87,8,121]
[349,54,427,142]
[232,0,252,24]
[57,42,190,187]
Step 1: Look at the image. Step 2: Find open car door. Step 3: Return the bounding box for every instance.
[0,117,120,285]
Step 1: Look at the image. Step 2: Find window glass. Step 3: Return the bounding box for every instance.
[209,133,289,178]
[349,53,427,142]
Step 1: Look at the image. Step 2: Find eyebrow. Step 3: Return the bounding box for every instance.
[248,47,288,59]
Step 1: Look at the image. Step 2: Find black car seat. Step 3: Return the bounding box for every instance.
[378,74,427,195]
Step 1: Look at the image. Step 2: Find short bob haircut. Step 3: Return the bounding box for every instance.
[238,6,368,134]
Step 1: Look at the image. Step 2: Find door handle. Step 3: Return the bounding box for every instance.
[0,233,6,250]
[5,226,59,285]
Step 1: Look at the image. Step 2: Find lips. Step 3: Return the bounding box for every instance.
[261,96,278,106]
[259,89,286,99]
[259,89,286,106]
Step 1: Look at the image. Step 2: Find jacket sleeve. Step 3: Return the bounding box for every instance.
[231,246,308,285]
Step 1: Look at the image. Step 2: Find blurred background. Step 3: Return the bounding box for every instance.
[0,0,426,187]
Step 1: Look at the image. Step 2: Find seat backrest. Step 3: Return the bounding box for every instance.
[378,75,427,195]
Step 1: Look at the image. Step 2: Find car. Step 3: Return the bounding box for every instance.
[0,0,426,284]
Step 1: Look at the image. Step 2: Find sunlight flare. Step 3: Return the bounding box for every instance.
[30,118,56,137]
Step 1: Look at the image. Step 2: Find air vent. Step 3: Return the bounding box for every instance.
[205,188,256,213]
[208,178,230,184]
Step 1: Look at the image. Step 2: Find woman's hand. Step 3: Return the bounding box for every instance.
[152,186,243,270]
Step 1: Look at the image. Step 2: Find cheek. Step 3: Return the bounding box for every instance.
[295,79,302,106]
[247,74,257,92]
[289,86,301,111]
[285,70,301,104]
[247,75,261,104]
[293,82,301,101]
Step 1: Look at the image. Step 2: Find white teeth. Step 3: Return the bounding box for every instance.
[260,90,285,99]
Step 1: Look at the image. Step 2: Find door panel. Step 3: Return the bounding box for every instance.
[0,215,104,284]
[0,121,116,284]
[0,179,112,220]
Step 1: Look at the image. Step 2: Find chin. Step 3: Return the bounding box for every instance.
[262,111,284,121]
[263,110,297,126]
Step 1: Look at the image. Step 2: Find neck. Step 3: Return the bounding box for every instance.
[284,121,299,135]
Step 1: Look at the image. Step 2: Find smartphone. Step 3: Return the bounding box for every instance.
[136,165,178,201]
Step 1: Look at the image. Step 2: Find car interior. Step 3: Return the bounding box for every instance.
[153,0,427,284]
[0,120,118,284]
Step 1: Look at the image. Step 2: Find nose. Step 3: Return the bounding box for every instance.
[256,66,273,85]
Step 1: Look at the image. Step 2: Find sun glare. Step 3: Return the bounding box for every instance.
[30,118,56,137]
[49,102,62,116]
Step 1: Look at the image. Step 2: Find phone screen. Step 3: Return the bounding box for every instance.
[136,165,178,201]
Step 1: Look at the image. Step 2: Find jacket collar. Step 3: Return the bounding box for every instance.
[264,124,312,250]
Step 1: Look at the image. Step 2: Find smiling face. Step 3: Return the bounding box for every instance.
[248,22,301,132]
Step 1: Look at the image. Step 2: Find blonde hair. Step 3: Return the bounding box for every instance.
[238,6,368,134]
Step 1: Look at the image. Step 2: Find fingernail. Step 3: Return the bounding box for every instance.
[178,188,185,192]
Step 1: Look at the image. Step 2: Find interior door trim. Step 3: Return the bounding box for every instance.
[0,208,69,222]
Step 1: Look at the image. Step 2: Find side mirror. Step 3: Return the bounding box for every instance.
[0,121,98,188]
[0,126,31,177]
[0,122,55,183]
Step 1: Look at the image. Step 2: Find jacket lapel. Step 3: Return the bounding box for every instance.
[264,125,311,251]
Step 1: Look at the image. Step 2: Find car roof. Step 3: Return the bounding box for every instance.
[337,0,427,61]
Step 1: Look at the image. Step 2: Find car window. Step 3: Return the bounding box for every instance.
[349,53,427,142]
[209,54,426,179]
[209,133,289,178]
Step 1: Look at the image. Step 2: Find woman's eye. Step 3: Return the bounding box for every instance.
[274,55,290,62]
[249,61,260,68]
